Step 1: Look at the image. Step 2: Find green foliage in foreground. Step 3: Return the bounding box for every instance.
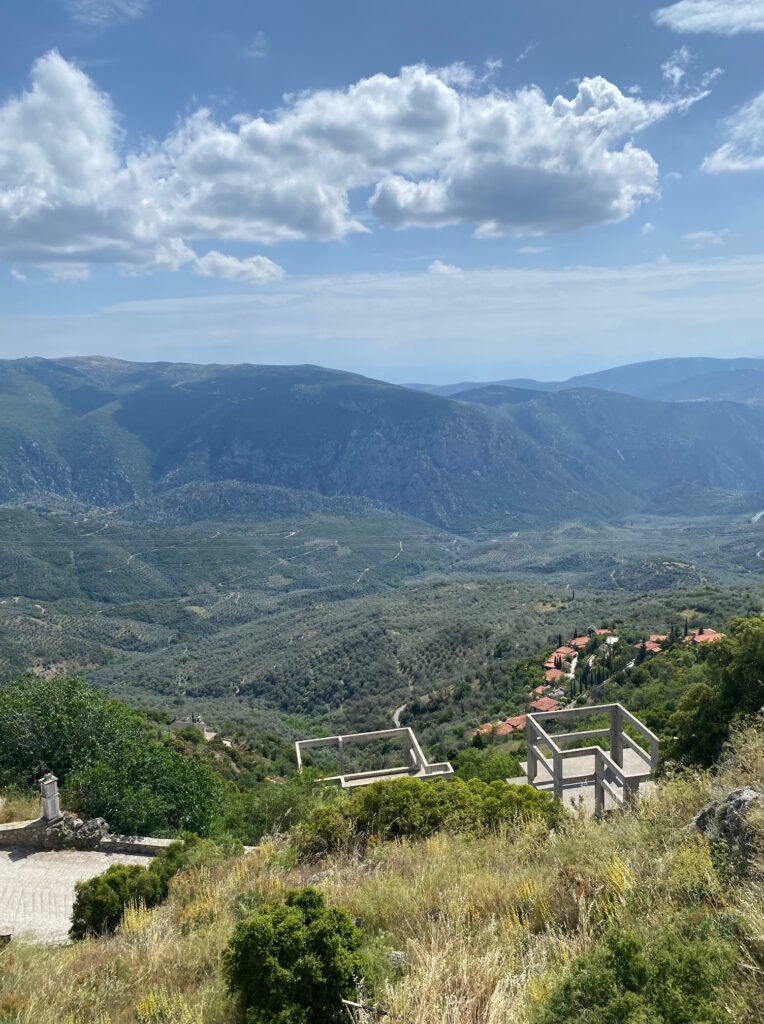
[70,835,236,939]
[293,776,563,859]
[536,920,737,1024]
[0,675,223,836]
[668,615,764,766]
[224,888,363,1024]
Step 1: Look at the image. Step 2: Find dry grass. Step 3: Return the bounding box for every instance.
[0,791,40,825]
[1,727,763,1023]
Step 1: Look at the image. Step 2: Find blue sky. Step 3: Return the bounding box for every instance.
[1,0,763,381]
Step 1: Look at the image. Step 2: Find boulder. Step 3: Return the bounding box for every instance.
[691,786,760,866]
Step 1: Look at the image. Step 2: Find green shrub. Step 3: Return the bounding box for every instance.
[293,776,563,859]
[69,835,226,939]
[223,888,363,1024]
[453,746,521,783]
[535,922,737,1024]
[0,674,224,837]
[70,864,162,940]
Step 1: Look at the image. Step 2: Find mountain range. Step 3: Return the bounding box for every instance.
[410,356,764,404]
[0,355,763,528]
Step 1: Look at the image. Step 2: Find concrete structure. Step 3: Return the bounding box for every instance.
[512,703,659,813]
[39,773,61,822]
[295,727,453,789]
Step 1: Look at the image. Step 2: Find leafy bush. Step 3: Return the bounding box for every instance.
[70,863,162,940]
[535,922,737,1024]
[223,887,364,1024]
[453,745,521,782]
[0,675,223,836]
[293,776,563,859]
[668,616,764,766]
[70,834,227,939]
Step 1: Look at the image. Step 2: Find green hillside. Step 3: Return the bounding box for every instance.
[1,357,764,528]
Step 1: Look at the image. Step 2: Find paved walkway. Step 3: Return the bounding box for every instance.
[0,847,152,943]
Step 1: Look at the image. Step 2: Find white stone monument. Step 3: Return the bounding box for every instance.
[39,773,62,822]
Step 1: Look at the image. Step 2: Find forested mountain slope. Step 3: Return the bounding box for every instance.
[1,357,764,527]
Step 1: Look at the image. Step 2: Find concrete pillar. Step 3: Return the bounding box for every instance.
[338,738,345,777]
[553,750,563,800]
[39,773,62,822]
[524,720,536,782]
[610,705,623,768]
[594,753,604,815]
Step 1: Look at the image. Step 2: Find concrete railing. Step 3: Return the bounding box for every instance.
[295,727,453,788]
[525,703,659,809]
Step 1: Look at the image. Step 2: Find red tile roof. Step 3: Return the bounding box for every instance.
[649,634,668,643]
[570,636,590,649]
[533,685,547,695]
[504,714,526,731]
[544,669,566,683]
[595,629,611,636]
[529,696,561,713]
[494,722,515,736]
[691,629,725,644]
[555,646,576,657]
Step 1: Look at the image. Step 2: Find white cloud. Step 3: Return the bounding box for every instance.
[683,229,726,247]
[662,46,693,87]
[245,31,267,59]
[428,260,462,276]
[10,269,27,283]
[703,91,764,171]
[653,0,764,35]
[47,263,92,282]
[193,250,285,284]
[640,222,656,235]
[517,245,548,254]
[0,53,712,278]
[5,256,764,379]
[64,0,148,26]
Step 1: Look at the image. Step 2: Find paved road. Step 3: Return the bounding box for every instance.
[0,847,152,943]
[392,704,407,727]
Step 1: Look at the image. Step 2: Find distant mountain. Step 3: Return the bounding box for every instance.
[1,357,764,528]
[411,356,764,404]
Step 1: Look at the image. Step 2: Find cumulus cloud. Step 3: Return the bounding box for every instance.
[64,0,148,26]
[0,52,711,277]
[653,0,764,35]
[193,250,284,284]
[703,91,764,171]
[10,269,27,283]
[369,76,705,237]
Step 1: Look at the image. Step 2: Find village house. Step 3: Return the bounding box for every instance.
[529,695,561,713]
[544,668,567,684]
[690,628,725,645]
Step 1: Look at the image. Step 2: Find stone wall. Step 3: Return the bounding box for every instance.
[0,818,173,857]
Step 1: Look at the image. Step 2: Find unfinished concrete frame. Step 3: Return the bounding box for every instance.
[524,703,659,812]
[295,727,454,789]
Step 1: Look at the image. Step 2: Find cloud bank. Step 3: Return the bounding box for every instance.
[0,53,704,277]
[4,256,764,380]
[654,0,764,35]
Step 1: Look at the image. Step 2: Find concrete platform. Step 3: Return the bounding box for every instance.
[0,847,153,943]
[509,747,655,814]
